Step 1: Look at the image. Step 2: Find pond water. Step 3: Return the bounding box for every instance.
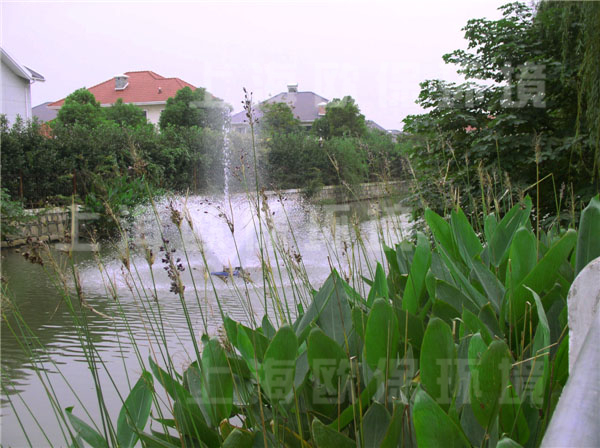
[1,193,411,447]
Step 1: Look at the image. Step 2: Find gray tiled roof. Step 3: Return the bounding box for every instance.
[231,90,329,125]
[32,102,58,122]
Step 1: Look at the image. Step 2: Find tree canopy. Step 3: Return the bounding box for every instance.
[259,102,301,136]
[402,1,600,222]
[158,86,228,131]
[312,96,367,138]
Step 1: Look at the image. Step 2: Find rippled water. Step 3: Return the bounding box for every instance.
[1,193,410,447]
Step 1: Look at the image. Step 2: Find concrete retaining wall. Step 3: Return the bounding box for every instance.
[2,207,69,248]
[266,180,409,203]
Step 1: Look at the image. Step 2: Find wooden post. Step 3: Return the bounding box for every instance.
[72,170,77,195]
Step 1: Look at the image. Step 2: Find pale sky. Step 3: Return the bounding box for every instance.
[1,0,506,130]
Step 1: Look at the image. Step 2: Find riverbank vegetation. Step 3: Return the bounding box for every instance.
[259,97,404,195]
[401,1,600,228]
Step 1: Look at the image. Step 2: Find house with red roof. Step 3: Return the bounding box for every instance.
[49,70,207,125]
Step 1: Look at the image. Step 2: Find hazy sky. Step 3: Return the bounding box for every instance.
[2,0,506,129]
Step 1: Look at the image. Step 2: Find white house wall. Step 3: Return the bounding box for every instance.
[1,60,31,124]
[143,104,164,125]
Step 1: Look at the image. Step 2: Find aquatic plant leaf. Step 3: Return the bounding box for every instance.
[380,402,405,448]
[470,259,504,311]
[575,194,600,275]
[420,318,457,409]
[222,428,255,448]
[506,227,537,290]
[201,338,233,426]
[425,209,461,263]
[488,198,532,267]
[403,232,431,314]
[508,229,576,323]
[528,286,550,408]
[149,357,187,403]
[467,333,488,372]
[65,407,108,448]
[138,431,180,448]
[367,262,389,306]
[351,306,368,341]
[497,436,524,448]
[435,279,479,315]
[365,298,400,372]
[500,383,530,445]
[461,309,492,344]
[312,418,355,448]
[362,402,391,448]
[295,270,352,347]
[469,340,512,429]
[262,315,276,339]
[307,327,348,393]
[117,371,154,448]
[395,308,424,355]
[260,324,297,402]
[451,208,483,265]
[413,388,470,448]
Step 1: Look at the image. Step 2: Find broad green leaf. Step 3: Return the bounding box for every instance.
[489,198,532,267]
[435,279,479,315]
[460,403,485,446]
[497,436,524,448]
[469,340,512,429]
[420,318,457,409]
[380,402,405,448]
[312,418,355,448]
[500,383,530,445]
[528,286,550,408]
[413,388,470,448]
[396,308,424,354]
[65,407,108,448]
[403,232,431,314]
[575,195,600,275]
[171,387,220,447]
[222,428,255,448]
[367,262,389,306]
[260,324,297,402]
[508,229,576,323]
[478,303,503,338]
[262,315,276,339]
[425,209,461,262]
[351,306,368,341]
[236,324,258,376]
[117,371,154,448]
[451,208,483,265]
[295,270,353,347]
[506,227,537,289]
[365,298,400,371]
[467,333,488,372]
[329,377,379,431]
[470,259,505,311]
[138,432,180,448]
[149,357,186,403]
[461,309,492,344]
[201,338,233,426]
[483,213,497,245]
[362,402,391,448]
[307,327,349,393]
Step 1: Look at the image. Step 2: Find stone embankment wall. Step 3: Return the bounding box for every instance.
[2,208,69,248]
[266,180,409,203]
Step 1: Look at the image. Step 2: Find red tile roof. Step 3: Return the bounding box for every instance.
[49,71,198,108]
